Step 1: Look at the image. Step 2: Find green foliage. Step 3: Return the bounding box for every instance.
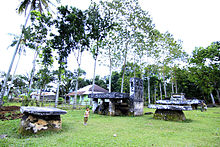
[58,97,64,105]
[94,76,107,90]
[3,96,8,104]
[189,41,220,102]
[17,0,54,15]
[21,96,30,106]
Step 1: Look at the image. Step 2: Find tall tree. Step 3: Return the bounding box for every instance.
[102,0,155,93]
[86,1,113,106]
[52,5,89,108]
[189,41,220,104]
[0,0,59,106]
[154,32,185,97]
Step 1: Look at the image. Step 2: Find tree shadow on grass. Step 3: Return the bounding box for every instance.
[181,119,193,123]
[145,117,194,123]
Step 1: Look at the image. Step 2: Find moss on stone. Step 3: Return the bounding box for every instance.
[153,109,186,121]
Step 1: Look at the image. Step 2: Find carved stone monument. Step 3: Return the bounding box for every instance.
[19,107,67,135]
[129,78,144,116]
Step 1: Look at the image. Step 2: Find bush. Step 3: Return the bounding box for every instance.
[58,97,64,105]
[3,96,8,103]
[21,96,30,106]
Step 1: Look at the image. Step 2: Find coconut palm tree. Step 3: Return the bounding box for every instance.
[0,0,59,106]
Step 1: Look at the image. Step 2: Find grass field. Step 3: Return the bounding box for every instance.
[0,106,220,146]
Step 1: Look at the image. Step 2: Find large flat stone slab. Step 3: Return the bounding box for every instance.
[20,106,67,115]
[148,104,192,111]
[156,99,201,105]
[88,92,129,99]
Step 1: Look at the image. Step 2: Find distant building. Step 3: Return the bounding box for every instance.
[66,84,108,105]
[30,91,56,101]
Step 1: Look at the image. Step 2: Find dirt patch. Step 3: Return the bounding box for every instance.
[0,106,23,121]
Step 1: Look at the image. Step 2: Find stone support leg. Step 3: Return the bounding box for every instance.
[109,99,115,116]
[92,98,98,113]
[19,114,62,135]
[153,109,186,121]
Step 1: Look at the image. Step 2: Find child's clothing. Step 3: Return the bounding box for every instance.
[84,109,90,125]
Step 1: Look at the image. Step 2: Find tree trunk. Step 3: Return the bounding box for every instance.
[159,82,162,100]
[6,53,21,98]
[28,50,38,93]
[171,73,174,93]
[174,67,178,93]
[121,48,127,93]
[210,92,215,105]
[154,85,157,103]
[55,80,60,108]
[148,76,150,104]
[162,71,167,98]
[216,88,220,103]
[73,71,79,109]
[38,88,42,104]
[91,55,97,106]
[133,53,136,78]
[0,11,31,106]
[108,48,112,93]
[73,50,82,109]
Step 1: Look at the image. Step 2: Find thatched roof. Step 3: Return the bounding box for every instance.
[66,84,108,96]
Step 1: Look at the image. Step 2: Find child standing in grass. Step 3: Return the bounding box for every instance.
[84,107,90,125]
[201,101,207,112]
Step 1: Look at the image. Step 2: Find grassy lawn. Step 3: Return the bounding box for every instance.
[0,106,220,146]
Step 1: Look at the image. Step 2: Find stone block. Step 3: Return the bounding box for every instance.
[153,109,186,121]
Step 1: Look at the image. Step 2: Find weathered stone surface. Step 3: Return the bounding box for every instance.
[19,114,62,135]
[92,98,98,112]
[19,107,66,135]
[148,104,192,111]
[20,106,67,115]
[133,102,144,116]
[129,78,144,116]
[170,93,186,101]
[156,99,201,105]
[153,109,186,121]
[88,92,129,99]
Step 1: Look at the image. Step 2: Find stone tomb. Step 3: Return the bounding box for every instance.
[19,107,67,135]
[89,78,144,116]
[148,93,201,121]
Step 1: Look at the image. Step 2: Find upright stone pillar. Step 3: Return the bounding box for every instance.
[92,98,98,113]
[129,78,144,116]
[109,99,115,116]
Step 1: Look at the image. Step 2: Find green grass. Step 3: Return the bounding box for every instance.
[0,106,220,146]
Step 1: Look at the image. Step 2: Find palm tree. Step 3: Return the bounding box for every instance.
[0,0,59,106]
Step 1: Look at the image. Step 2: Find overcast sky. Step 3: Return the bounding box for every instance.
[0,0,219,79]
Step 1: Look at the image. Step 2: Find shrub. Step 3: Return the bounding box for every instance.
[21,96,30,106]
[3,96,8,103]
[58,97,64,105]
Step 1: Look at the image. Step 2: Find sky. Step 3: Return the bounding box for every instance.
[0,0,219,79]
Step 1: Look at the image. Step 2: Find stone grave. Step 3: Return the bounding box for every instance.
[89,78,144,116]
[148,93,201,121]
[19,106,67,135]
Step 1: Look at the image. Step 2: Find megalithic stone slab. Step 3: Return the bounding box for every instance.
[19,107,67,135]
[148,104,193,111]
[20,106,67,115]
